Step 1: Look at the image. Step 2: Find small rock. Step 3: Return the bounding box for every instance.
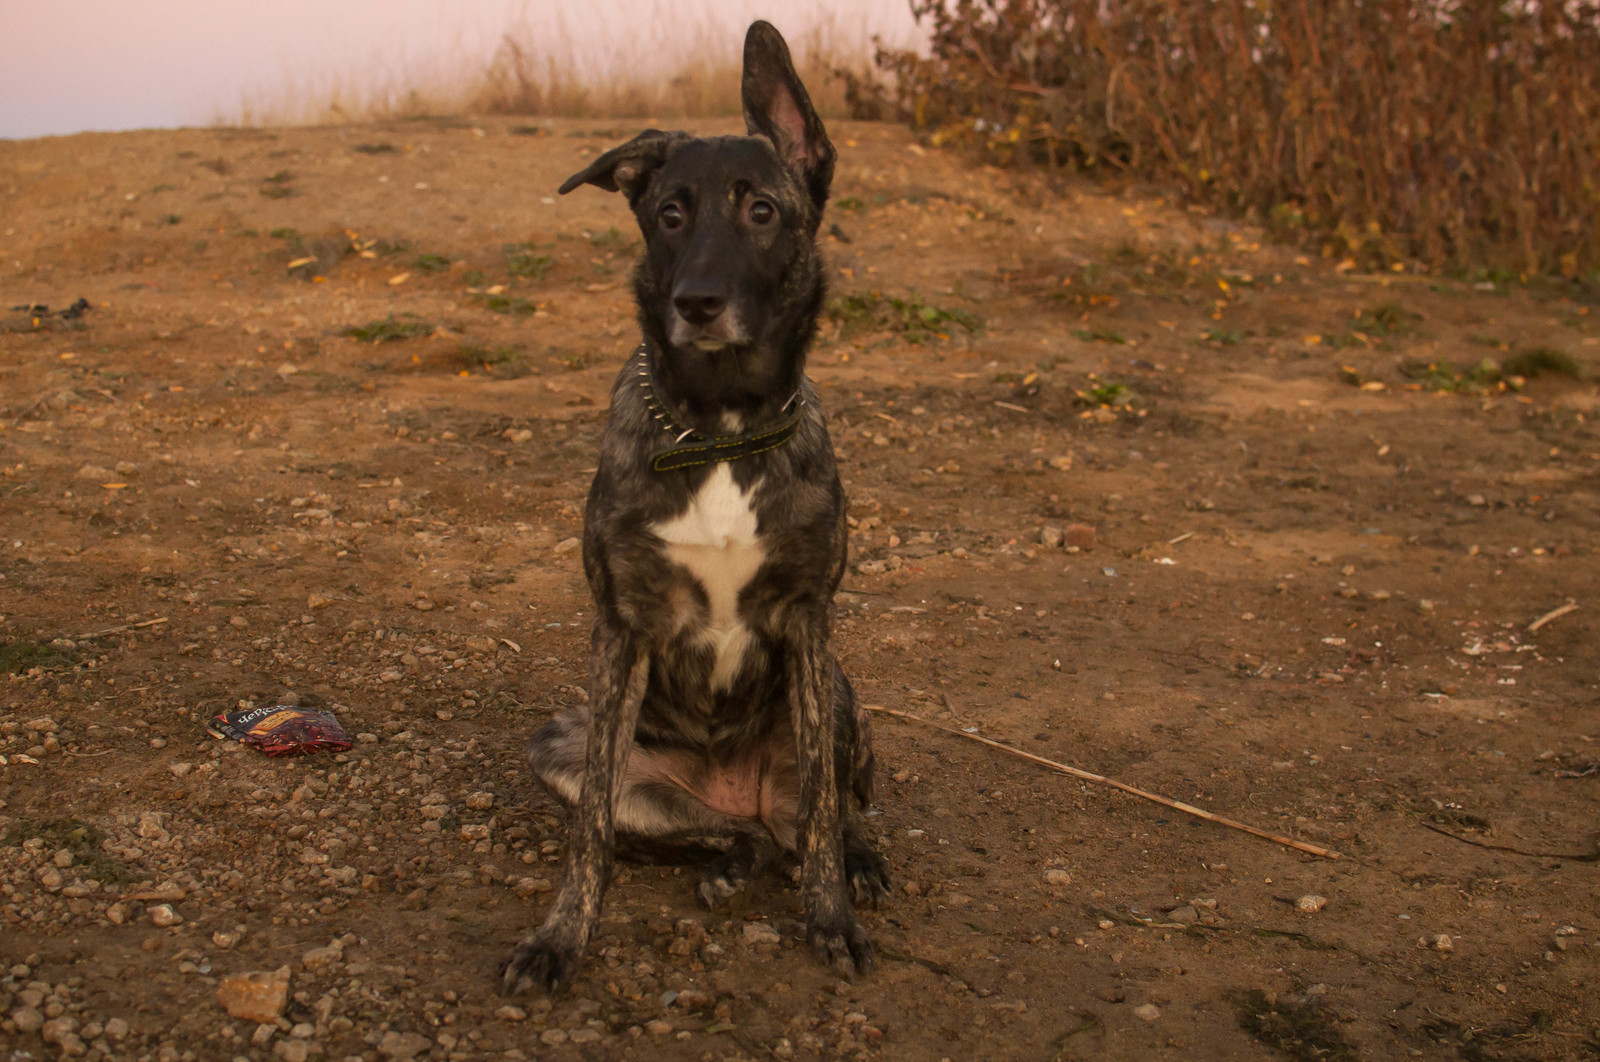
[212,929,241,949]
[217,967,291,1023]
[103,1017,129,1040]
[1132,1003,1161,1021]
[1295,895,1328,913]
[275,1041,311,1062]
[105,902,128,925]
[512,877,553,896]
[742,922,782,947]
[1432,934,1454,952]
[540,1029,569,1045]
[148,904,182,927]
[1039,526,1065,549]
[569,1028,602,1044]
[376,1030,431,1060]
[168,762,193,778]
[10,1005,44,1033]
[1167,905,1198,924]
[1063,523,1096,550]
[646,1019,673,1036]
[1042,868,1071,888]
[465,791,494,810]
[495,1005,527,1022]
[300,942,343,970]
[553,537,581,556]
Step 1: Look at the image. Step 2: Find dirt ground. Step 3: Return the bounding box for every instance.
[2,116,1598,1062]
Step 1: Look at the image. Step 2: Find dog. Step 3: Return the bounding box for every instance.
[500,21,889,997]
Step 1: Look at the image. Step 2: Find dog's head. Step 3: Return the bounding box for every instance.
[559,21,834,400]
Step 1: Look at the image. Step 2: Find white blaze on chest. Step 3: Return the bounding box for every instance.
[649,463,765,690]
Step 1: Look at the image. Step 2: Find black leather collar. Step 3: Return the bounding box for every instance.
[631,346,805,473]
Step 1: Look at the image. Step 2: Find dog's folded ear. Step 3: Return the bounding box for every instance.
[558,129,685,200]
[741,20,835,212]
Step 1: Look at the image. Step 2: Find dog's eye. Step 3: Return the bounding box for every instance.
[659,203,685,231]
[748,200,776,225]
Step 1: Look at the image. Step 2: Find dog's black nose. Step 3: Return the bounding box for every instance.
[672,290,727,325]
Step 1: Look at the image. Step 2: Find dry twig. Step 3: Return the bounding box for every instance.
[865,704,1342,860]
[77,617,168,640]
[1528,600,1578,633]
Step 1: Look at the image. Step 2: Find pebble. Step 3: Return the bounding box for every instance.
[148,903,182,926]
[376,1030,431,1059]
[646,1019,673,1036]
[1132,1004,1161,1021]
[301,942,343,970]
[540,1029,569,1045]
[216,967,291,1023]
[495,1005,527,1022]
[743,922,782,947]
[1295,895,1327,913]
[1042,868,1071,887]
[275,1041,311,1062]
[1431,934,1454,952]
[465,791,495,810]
[1039,526,1065,548]
[1063,523,1097,550]
[10,1005,44,1033]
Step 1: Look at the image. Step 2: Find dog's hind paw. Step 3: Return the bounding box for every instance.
[806,916,876,981]
[499,935,581,996]
[845,846,891,908]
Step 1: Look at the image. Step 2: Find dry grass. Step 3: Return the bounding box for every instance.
[868,0,1600,277]
[232,9,880,127]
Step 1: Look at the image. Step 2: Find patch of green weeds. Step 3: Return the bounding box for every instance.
[825,292,981,344]
[259,170,296,199]
[414,253,452,274]
[269,227,300,240]
[163,214,182,225]
[151,183,175,194]
[503,243,552,280]
[559,350,594,371]
[343,315,433,343]
[1353,302,1420,337]
[585,227,626,249]
[834,196,865,213]
[353,142,396,154]
[479,295,539,316]
[0,640,76,674]
[1075,377,1135,407]
[2,819,132,884]
[1399,357,1502,393]
[1468,333,1507,348]
[462,270,487,288]
[1503,346,1580,379]
[450,344,532,378]
[1073,327,1128,345]
[1229,988,1358,1062]
[1200,328,1242,345]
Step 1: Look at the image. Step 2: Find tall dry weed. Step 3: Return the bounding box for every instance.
[868,0,1600,275]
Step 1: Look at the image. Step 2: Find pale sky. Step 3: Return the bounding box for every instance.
[0,1,921,140]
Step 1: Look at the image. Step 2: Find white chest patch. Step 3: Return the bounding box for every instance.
[649,464,765,690]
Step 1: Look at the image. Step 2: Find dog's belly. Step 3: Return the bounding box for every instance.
[649,464,765,690]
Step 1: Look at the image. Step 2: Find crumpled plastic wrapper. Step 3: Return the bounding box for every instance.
[207,705,351,757]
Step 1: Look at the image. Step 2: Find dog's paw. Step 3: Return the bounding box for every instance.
[806,915,876,981]
[845,846,891,908]
[499,934,581,997]
[696,868,745,909]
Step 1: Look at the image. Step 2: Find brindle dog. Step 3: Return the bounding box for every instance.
[500,21,889,996]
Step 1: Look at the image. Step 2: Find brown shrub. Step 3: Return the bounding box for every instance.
[869,0,1600,275]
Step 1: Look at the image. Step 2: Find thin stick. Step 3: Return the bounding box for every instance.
[865,704,1342,861]
[1528,600,1578,633]
[1167,530,1196,545]
[77,617,169,640]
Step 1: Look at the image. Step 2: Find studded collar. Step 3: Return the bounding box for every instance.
[630,345,805,473]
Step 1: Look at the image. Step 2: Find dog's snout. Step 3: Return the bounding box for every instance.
[672,287,728,326]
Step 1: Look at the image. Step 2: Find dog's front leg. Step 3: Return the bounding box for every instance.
[502,622,647,995]
[790,629,875,978]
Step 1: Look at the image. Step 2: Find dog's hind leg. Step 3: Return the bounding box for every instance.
[697,831,778,909]
[502,622,647,996]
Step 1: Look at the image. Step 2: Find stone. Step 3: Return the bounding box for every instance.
[376,1030,430,1060]
[10,1005,44,1033]
[742,922,781,947]
[216,967,291,1023]
[1294,895,1327,913]
[1039,526,1065,548]
[1132,1004,1161,1021]
[148,904,182,927]
[104,1017,129,1040]
[495,1005,527,1022]
[1042,868,1071,887]
[300,942,343,970]
[275,1041,311,1062]
[1063,523,1097,551]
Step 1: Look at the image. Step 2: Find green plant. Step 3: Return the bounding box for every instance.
[1076,377,1134,407]
[503,243,552,279]
[1503,346,1581,379]
[414,253,452,273]
[1074,327,1127,345]
[825,292,981,343]
[342,315,434,342]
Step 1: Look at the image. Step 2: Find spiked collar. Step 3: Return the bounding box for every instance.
[631,345,805,473]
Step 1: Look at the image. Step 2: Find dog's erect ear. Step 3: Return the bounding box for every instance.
[558,129,683,200]
[741,20,835,211]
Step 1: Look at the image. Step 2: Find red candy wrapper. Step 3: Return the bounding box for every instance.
[207,705,352,757]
